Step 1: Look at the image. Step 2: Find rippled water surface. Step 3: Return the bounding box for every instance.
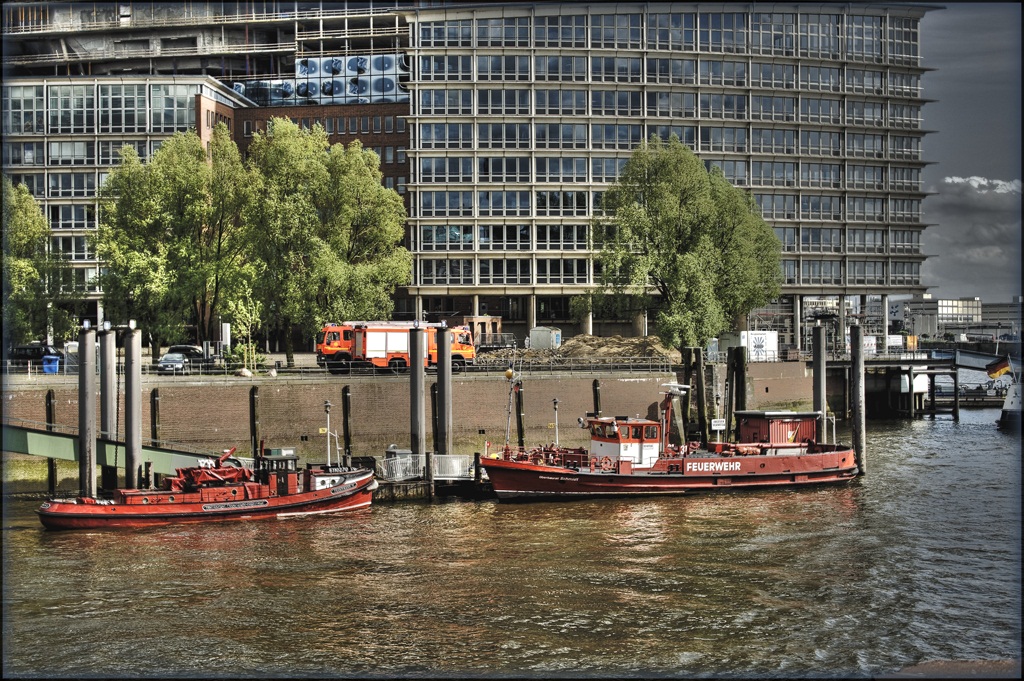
[3,408,1020,678]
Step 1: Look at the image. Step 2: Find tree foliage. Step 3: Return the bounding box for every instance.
[2,176,79,351]
[592,136,781,348]
[243,118,410,365]
[96,124,248,350]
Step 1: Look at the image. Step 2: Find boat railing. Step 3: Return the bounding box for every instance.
[375,453,475,481]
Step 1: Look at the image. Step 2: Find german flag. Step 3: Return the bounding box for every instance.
[985,356,1012,379]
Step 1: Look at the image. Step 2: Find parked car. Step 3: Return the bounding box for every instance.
[8,343,63,362]
[157,352,191,375]
[166,344,213,366]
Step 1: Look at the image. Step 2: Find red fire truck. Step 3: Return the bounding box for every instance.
[315,321,475,373]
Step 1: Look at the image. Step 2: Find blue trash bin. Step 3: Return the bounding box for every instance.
[42,355,60,374]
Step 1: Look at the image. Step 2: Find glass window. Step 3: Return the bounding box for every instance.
[646,57,695,85]
[535,89,587,115]
[419,89,472,115]
[479,258,531,284]
[477,55,530,81]
[799,14,841,57]
[49,84,96,134]
[420,157,473,183]
[420,20,471,48]
[535,15,586,48]
[536,123,588,149]
[479,157,530,183]
[420,258,473,285]
[698,13,747,52]
[478,224,530,251]
[48,140,95,166]
[419,123,473,149]
[420,224,472,251]
[99,84,148,133]
[535,190,587,217]
[591,124,641,150]
[2,84,45,134]
[537,258,589,284]
[750,12,795,55]
[477,17,529,48]
[537,224,588,250]
[535,55,587,82]
[478,89,530,115]
[150,84,195,133]
[535,157,586,183]
[591,14,641,49]
[478,123,530,149]
[647,13,697,50]
[479,190,531,216]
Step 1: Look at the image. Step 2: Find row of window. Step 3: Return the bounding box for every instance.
[774,227,921,253]
[418,55,920,95]
[420,13,919,64]
[416,122,922,158]
[418,223,922,253]
[242,114,408,137]
[416,155,920,188]
[416,256,921,287]
[412,189,921,220]
[781,259,920,286]
[2,84,196,135]
[416,88,920,126]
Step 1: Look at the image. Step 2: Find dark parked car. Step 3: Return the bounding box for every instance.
[166,344,213,365]
[9,343,63,362]
[157,352,191,375]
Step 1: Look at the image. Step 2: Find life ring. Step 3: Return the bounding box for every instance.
[600,456,614,472]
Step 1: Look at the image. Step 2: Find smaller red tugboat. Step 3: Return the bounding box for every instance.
[481,384,858,501]
[37,447,377,530]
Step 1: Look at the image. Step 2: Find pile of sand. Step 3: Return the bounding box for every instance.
[477,334,681,364]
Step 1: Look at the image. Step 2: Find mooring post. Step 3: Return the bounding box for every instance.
[813,324,827,442]
[409,326,426,466]
[249,385,260,457]
[150,388,161,488]
[694,349,708,447]
[341,385,353,467]
[907,365,916,419]
[850,324,867,475]
[725,346,736,441]
[46,389,57,495]
[952,371,960,422]
[592,378,602,417]
[78,325,97,499]
[98,328,117,490]
[125,328,141,489]
[473,452,482,486]
[515,380,526,449]
[436,327,452,458]
[734,348,747,412]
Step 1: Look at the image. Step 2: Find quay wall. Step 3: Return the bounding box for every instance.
[2,364,814,460]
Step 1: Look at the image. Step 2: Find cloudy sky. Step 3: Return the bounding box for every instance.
[917,3,1022,303]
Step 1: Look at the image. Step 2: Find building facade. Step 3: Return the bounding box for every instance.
[3,1,938,349]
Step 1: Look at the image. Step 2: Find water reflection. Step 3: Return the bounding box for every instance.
[3,408,1020,677]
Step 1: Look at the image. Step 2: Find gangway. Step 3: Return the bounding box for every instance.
[2,423,250,476]
[932,349,1021,374]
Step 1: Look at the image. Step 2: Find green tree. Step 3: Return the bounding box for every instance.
[95,124,248,351]
[243,118,410,366]
[2,177,79,352]
[592,136,781,349]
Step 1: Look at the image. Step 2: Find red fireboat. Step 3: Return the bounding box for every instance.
[481,383,858,501]
[37,447,377,530]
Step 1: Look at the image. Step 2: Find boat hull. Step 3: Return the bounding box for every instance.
[482,453,858,500]
[997,383,1021,431]
[37,472,377,530]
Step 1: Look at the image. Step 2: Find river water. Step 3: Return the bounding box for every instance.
[2,407,1020,679]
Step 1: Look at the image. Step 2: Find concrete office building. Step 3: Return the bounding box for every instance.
[3,2,936,349]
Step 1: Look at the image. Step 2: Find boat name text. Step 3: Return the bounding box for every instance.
[202,499,271,511]
[685,461,742,473]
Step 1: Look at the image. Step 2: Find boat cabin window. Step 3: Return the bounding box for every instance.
[644,425,658,439]
[631,426,642,439]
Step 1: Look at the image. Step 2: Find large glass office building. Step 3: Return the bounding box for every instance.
[3,2,937,349]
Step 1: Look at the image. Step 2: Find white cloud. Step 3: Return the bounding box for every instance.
[921,176,1023,301]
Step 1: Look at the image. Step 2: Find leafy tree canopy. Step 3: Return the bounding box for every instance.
[592,135,781,348]
[243,118,410,364]
[3,176,79,351]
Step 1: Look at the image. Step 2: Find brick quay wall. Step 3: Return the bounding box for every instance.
[2,363,814,462]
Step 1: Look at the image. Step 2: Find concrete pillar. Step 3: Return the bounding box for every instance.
[794,296,803,351]
[415,296,424,322]
[838,296,847,356]
[881,293,890,353]
[633,310,648,337]
[124,328,142,489]
[813,324,827,442]
[582,310,593,336]
[435,327,452,457]
[472,294,479,317]
[409,327,426,460]
[78,326,97,499]
[99,329,116,440]
[850,324,866,475]
[527,294,537,331]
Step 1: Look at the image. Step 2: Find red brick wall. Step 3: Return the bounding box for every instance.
[2,365,817,461]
